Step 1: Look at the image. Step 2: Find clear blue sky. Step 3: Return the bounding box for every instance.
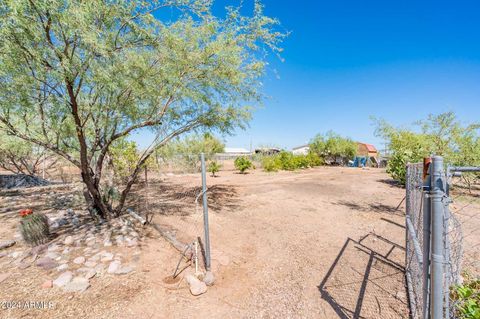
[135,0,480,151]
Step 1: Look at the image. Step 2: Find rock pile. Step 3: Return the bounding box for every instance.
[0,174,50,189]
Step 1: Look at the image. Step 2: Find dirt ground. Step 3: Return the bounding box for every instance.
[0,167,439,318]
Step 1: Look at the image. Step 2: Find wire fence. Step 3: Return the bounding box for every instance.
[405,162,426,319]
[406,159,480,319]
[446,170,480,319]
[131,153,212,277]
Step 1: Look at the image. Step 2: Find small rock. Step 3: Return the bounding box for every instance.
[57,218,68,227]
[62,248,71,255]
[88,254,100,262]
[116,265,134,275]
[63,277,90,292]
[57,264,69,272]
[73,256,86,264]
[31,244,48,255]
[126,238,138,248]
[85,261,96,268]
[46,252,59,260]
[203,271,215,286]
[48,244,60,252]
[0,252,7,259]
[64,236,74,246]
[41,280,53,288]
[18,262,31,269]
[53,271,73,287]
[0,240,16,250]
[36,257,58,270]
[130,231,139,238]
[103,240,113,247]
[217,255,230,266]
[95,264,105,273]
[107,260,121,274]
[185,274,207,296]
[100,252,114,262]
[0,273,10,284]
[84,269,96,279]
[11,251,22,259]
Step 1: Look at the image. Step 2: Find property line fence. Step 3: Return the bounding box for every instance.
[406,156,480,319]
[126,153,213,275]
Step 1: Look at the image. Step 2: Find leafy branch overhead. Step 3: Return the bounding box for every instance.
[0,0,285,218]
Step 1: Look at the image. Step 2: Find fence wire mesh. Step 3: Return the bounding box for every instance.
[124,153,211,274]
[406,163,426,319]
[446,171,480,319]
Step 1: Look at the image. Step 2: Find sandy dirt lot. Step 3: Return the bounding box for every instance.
[0,167,446,318]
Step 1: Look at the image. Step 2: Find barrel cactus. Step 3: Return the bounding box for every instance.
[19,209,50,246]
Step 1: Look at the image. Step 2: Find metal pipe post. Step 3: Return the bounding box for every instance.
[200,153,211,271]
[422,158,432,319]
[430,156,445,319]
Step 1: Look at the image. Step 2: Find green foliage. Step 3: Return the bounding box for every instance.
[309,131,357,164]
[0,133,52,176]
[261,151,323,172]
[0,0,284,215]
[109,140,142,181]
[156,133,224,171]
[452,277,480,319]
[234,156,252,174]
[20,213,50,246]
[208,161,221,177]
[374,112,480,184]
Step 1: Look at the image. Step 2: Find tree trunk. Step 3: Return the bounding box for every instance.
[81,170,111,221]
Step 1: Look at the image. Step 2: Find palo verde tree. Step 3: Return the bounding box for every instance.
[309,131,357,164]
[374,112,480,183]
[0,0,284,219]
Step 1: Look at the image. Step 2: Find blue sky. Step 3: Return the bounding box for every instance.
[136,0,480,151]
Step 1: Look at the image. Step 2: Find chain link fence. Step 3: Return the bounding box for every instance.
[405,162,426,319]
[406,159,480,319]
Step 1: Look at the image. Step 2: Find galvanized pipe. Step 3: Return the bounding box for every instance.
[422,159,432,319]
[430,156,445,319]
[200,153,211,271]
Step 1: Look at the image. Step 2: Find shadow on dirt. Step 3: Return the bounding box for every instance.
[318,222,409,318]
[376,179,404,189]
[334,200,405,217]
[128,180,241,216]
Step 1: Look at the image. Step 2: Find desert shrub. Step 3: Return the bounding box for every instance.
[261,152,323,172]
[306,152,324,166]
[234,156,252,174]
[262,156,281,172]
[208,161,221,177]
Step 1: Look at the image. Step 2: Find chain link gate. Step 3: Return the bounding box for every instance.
[406,156,480,319]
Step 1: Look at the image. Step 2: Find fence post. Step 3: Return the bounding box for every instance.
[422,157,432,319]
[430,156,445,319]
[200,153,211,271]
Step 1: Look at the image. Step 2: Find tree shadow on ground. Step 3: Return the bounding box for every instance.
[376,179,404,189]
[128,180,240,217]
[334,200,405,217]
[318,229,409,319]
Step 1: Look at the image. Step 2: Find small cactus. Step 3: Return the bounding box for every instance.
[19,210,50,246]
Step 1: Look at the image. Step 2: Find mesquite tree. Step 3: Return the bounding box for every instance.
[0,0,284,218]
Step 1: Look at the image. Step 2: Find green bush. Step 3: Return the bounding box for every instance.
[262,156,281,172]
[208,161,221,177]
[234,156,252,174]
[452,277,480,319]
[374,112,480,184]
[261,152,323,172]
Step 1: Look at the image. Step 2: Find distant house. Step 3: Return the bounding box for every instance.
[292,144,310,155]
[357,142,378,158]
[214,147,252,160]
